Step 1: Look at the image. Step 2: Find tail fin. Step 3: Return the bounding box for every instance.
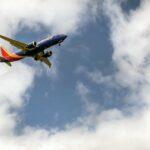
[0,47,12,67]
[0,46,11,59]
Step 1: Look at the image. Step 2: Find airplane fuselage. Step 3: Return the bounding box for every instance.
[0,34,67,67]
[16,34,67,58]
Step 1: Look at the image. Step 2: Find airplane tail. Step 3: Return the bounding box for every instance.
[0,46,11,58]
[0,47,12,66]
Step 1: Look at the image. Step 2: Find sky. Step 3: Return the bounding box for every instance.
[1,0,150,149]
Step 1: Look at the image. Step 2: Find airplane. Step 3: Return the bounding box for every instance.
[0,34,67,68]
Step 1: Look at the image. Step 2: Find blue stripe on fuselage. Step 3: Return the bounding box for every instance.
[17,38,57,56]
[37,37,58,49]
[16,34,67,57]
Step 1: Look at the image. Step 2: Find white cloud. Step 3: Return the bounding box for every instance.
[73,0,150,149]
[104,0,150,102]
[0,0,97,79]
[76,81,98,114]
[0,0,95,35]
[0,62,35,136]
[1,0,150,150]
[1,108,150,150]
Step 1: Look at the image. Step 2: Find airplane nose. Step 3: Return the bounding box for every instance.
[63,35,67,40]
[58,34,67,43]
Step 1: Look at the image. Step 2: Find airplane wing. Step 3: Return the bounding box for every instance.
[34,52,52,68]
[0,34,28,51]
[41,57,52,68]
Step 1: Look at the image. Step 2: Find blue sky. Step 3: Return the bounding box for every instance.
[14,0,141,129]
[1,0,150,149]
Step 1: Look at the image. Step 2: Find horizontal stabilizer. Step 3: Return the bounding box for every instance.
[0,56,12,67]
[5,61,12,67]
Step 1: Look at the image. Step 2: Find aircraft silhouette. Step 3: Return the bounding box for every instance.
[0,34,67,68]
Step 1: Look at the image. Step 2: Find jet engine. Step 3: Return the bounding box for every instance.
[27,41,37,49]
[42,51,52,58]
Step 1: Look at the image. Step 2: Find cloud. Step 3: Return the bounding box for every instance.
[76,81,98,114]
[0,0,96,35]
[0,0,98,79]
[1,0,150,149]
[104,0,150,103]
[0,63,35,136]
[73,0,150,149]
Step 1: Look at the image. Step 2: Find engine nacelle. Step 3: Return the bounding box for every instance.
[43,51,52,58]
[27,41,37,49]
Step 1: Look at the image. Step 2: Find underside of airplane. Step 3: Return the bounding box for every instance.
[0,34,67,68]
